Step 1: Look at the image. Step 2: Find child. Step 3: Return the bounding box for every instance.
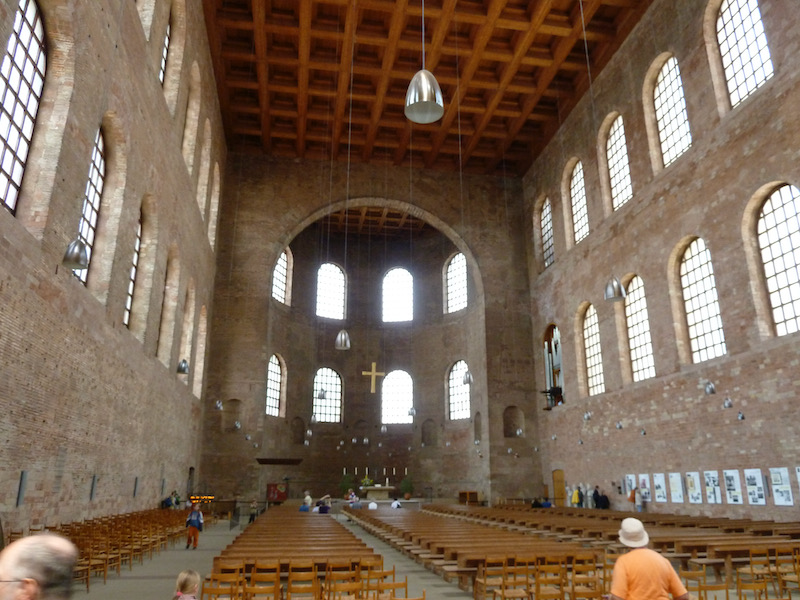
[173,569,200,600]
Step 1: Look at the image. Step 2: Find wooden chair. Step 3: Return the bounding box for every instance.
[207,572,245,600]
[244,571,281,600]
[602,551,622,593]
[492,564,532,600]
[364,567,395,600]
[474,556,507,600]
[329,580,364,600]
[532,561,566,600]
[569,561,602,600]
[376,577,408,600]
[778,550,800,598]
[699,581,729,600]
[679,567,707,597]
[738,579,769,600]
[72,560,91,593]
[738,549,776,596]
[286,562,320,600]
[202,575,242,600]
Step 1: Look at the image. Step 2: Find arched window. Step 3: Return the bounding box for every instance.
[717,0,773,109]
[444,253,467,313]
[123,215,142,327]
[0,0,46,214]
[312,367,342,423]
[272,248,292,305]
[758,184,800,337]
[73,129,106,284]
[316,262,345,319]
[583,305,605,396]
[382,267,412,322]
[606,115,633,210]
[654,56,692,168]
[381,370,413,424]
[680,238,727,362]
[448,360,471,420]
[265,354,284,417]
[624,276,655,381]
[570,162,589,243]
[540,198,554,268]
[158,14,171,84]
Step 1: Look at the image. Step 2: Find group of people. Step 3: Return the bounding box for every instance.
[0,515,683,600]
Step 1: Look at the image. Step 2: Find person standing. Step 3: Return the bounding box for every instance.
[592,485,601,508]
[610,518,688,600]
[634,486,644,512]
[185,503,204,549]
[0,532,78,600]
[249,499,259,523]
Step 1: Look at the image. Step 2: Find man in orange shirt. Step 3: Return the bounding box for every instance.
[610,518,689,600]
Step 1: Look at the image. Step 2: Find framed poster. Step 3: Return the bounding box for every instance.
[653,473,667,502]
[669,472,684,503]
[723,469,743,504]
[686,472,703,504]
[638,474,652,502]
[744,468,766,505]
[625,474,636,494]
[770,468,793,506]
[704,470,722,504]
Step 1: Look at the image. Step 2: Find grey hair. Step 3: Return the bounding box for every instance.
[7,534,78,600]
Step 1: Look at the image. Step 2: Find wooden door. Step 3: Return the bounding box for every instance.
[552,469,566,507]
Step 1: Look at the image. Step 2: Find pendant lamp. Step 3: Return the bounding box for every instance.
[335,329,351,350]
[603,276,626,302]
[405,0,443,124]
[62,236,89,270]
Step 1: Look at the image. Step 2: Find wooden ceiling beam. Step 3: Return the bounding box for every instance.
[252,0,272,152]
[296,0,312,156]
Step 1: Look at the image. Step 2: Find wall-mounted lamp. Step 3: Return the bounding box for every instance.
[177,359,189,374]
[334,329,351,350]
[704,381,716,395]
[604,276,626,302]
[62,236,89,270]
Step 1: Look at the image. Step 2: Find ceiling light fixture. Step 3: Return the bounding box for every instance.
[404,0,444,123]
[705,381,716,395]
[62,236,89,270]
[604,276,626,302]
[177,359,189,374]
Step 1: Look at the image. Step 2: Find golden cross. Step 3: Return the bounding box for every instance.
[361,362,385,394]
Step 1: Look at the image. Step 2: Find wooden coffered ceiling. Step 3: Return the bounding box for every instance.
[203,0,652,177]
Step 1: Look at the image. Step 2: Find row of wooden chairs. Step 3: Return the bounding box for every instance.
[202,557,423,600]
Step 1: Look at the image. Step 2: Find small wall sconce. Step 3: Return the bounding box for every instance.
[177,359,189,374]
[737,411,745,420]
[62,236,89,270]
[604,276,626,302]
[722,397,733,409]
[704,381,716,395]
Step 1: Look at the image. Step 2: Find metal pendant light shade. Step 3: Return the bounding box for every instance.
[334,329,351,350]
[463,370,473,385]
[62,237,89,270]
[405,69,444,124]
[177,359,190,374]
[604,276,626,302]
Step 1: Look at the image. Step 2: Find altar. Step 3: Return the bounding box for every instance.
[361,486,396,500]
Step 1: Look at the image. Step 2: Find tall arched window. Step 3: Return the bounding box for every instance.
[123,216,142,327]
[758,184,800,337]
[624,276,655,381]
[312,367,342,423]
[606,115,633,210]
[381,370,413,424]
[540,198,554,268]
[570,161,589,244]
[448,360,471,420]
[73,129,106,284]
[265,354,284,417]
[272,248,292,305]
[680,238,727,363]
[382,267,413,322]
[583,305,605,396]
[654,56,692,168]
[444,253,467,313]
[717,0,773,108]
[316,262,345,319]
[0,0,46,214]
